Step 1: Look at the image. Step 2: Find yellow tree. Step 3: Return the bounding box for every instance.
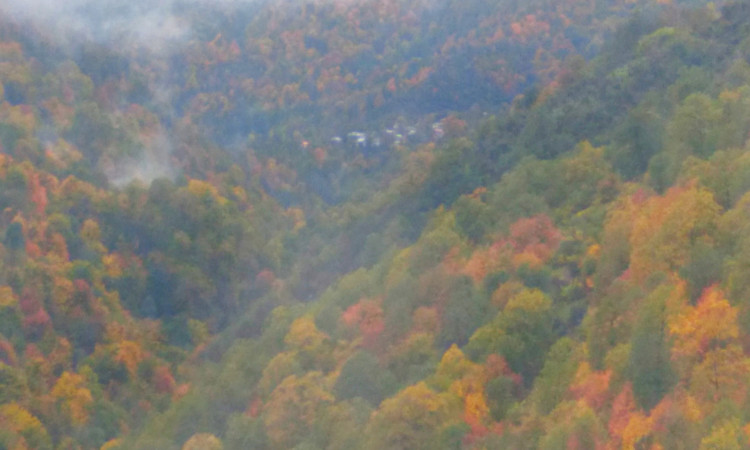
[363,382,457,450]
[50,371,93,426]
[670,287,750,406]
[263,372,334,449]
[629,183,720,285]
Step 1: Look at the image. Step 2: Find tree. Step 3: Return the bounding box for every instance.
[263,372,334,449]
[334,350,395,406]
[437,275,488,349]
[4,221,24,252]
[532,337,580,415]
[363,382,455,450]
[628,289,675,411]
[182,433,223,450]
[629,184,720,285]
[466,289,555,385]
[50,371,94,426]
[667,93,721,160]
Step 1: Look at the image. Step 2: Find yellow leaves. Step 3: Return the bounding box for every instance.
[682,393,703,423]
[669,287,738,357]
[622,410,651,450]
[187,319,210,346]
[385,247,412,287]
[79,219,107,254]
[0,403,44,434]
[433,345,492,428]
[382,382,447,419]
[0,402,50,449]
[182,433,223,450]
[561,141,608,190]
[512,250,543,269]
[504,288,551,313]
[100,438,123,450]
[264,372,334,449]
[231,185,247,203]
[490,280,524,309]
[700,419,744,450]
[258,351,301,397]
[433,345,476,390]
[464,391,490,427]
[287,207,306,232]
[0,285,18,307]
[365,381,455,449]
[0,103,36,135]
[586,243,601,258]
[51,371,93,426]
[284,317,327,353]
[690,345,750,405]
[51,276,74,313]
[629,184,720,284]
[102,253,124,278]
[185,179,228,205]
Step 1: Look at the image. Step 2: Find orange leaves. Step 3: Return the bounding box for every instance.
[404,66,433,88]
[509,214,562,269]
[569,362,611,410]
[464,391,490,434]
[509,15,551,41]
[115,340,145,378]
[386,77,397,92]
[341,298,385,348]
[462,247,498,284]
[20,287,51,333]
[441,115,468,139]
[669,286,738,357]
[608,384,637,443]
[153,366,176,394]
[27,172,47,215]
[313,147,327,166]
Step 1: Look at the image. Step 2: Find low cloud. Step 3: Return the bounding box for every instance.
[0,0,224,55]
[105,130,177,188]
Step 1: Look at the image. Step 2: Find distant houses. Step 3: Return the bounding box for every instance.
[330,120,446,152]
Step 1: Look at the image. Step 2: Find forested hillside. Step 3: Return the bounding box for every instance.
[1,0,750,448]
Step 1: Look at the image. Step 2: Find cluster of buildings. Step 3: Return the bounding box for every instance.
[330,120,446,151]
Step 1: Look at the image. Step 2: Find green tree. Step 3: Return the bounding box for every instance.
[628,289,675,410]
[334,351,396,406]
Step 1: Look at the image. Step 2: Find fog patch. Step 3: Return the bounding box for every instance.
[0,1,197,55]
[105,131,177,187]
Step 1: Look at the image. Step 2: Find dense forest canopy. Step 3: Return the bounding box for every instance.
[2,0,750,448]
